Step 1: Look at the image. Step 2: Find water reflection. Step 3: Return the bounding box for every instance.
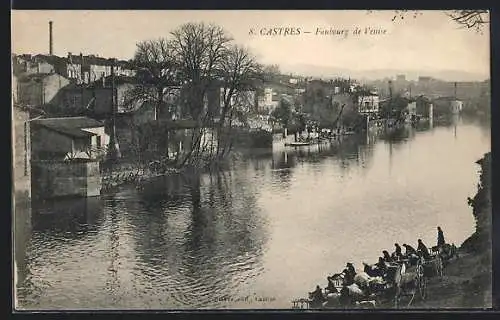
[15,115,491,309]
[118,169,268,308]
[16,197,104,309]
[14,200,32,309]
[31,198,104,237]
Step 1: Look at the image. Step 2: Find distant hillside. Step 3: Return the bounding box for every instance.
[278,63,489,83]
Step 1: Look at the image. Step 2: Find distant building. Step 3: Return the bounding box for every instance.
[451,100,464,114]
[12,53,136,84]
[418,76,432,83]
[407,101,417,116]
[17,73,71,107]
[60,75,140,117]
[295,88,306,95]
[257,87,280,114]
[13,54,58,75]
[30,117,109,161]
[357,92,380,114]
[396,74,406,82]
[431,96,463,116]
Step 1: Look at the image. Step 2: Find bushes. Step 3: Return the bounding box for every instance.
[461,152,491,253]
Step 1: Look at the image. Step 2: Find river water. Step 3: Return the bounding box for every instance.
[14,115,490,310]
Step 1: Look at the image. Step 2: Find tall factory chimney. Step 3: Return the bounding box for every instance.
[49,21,53,55]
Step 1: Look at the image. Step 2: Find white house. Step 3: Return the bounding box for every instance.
[257,87,280,114]
[451,100,463,114]
[407,101,417,116]
[31,117,110,161]
[357,93,380,114]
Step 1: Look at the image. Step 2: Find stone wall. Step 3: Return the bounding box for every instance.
[31,160,101,199]
[13,107,31,201]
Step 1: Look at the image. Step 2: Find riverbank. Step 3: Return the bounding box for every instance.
[304,151,492,309]
[382,152,492,309]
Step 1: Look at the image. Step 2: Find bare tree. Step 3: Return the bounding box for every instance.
[374,10,490,33]
[170,22,233,120]
[169,22,233,167]
[446,10,490,32]
[124,38,181,161]
[125,38,180,118]
[216,45,263,159]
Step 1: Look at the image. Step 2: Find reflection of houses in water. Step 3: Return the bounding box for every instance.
[123,170,267,307]
[15,197,104,306]
[269,134,377,178]
[14,200,32,305]
[31,197,104,236]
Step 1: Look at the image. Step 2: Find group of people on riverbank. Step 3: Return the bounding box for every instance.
[308,226,447,307]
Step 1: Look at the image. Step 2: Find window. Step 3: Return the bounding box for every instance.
[72,96,79,108]
[96,136,102,148]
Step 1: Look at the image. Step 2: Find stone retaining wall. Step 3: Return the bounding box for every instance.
[31,160,101,199]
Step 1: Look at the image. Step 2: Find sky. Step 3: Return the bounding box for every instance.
[11,10,490,81]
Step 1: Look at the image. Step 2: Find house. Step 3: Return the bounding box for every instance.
[142,119,219,159]
[432,96,463,116]
[218,87,256,114]
[30,117,109,161]
[451,100,464,114]
[257,87,280,114]
[16,73,71,107]
[66,53,135,84]
[357,92,380,114]
[12,54,60,75]
[12,105,31,201]
[12,53,136,84]
[407,101,417,116]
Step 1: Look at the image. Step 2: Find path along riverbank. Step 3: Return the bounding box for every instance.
[414,151,492,309]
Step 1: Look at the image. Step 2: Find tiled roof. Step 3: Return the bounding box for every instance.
[14,53,135,69]
[89,75,138,88]
[32,116,104,138]
[33,54,67,66]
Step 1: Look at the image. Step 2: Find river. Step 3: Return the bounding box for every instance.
[14,115,491,310]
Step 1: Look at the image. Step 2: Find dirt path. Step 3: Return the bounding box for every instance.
[374,250,492,309]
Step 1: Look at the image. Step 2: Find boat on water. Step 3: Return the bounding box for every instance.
[342,131,356,136]
[284,141,313,147]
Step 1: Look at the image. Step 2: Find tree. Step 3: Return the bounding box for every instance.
[123,23,264,169]
[170,22,233,120]
[216,44,263,159]
[381,10,490,33]
[169,22,233,168]
[124,38,182,160]
[271,98,293,135]
[446,10,489,32]
[262,64,281,82]
[125,38,180,118]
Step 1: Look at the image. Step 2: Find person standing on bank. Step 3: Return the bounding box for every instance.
[437,226,445,248]
[393,243,403,261]
[417,239,431,260]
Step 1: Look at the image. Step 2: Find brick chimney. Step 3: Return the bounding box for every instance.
[49,21,53,55]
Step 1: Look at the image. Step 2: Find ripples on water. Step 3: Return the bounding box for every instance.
[15,116,490,309]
